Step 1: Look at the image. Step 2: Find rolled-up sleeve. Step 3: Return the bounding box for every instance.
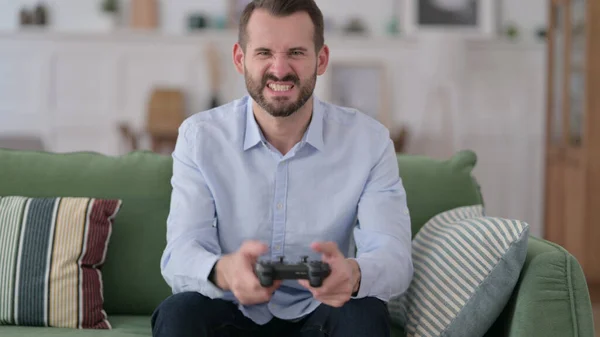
[351,137,413,301]
[160,121,225,299]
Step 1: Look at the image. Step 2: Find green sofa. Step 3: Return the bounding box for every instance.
[0,148,595,337]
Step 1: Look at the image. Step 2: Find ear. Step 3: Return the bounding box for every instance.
[316,44,329,76]
[232,43,245,75]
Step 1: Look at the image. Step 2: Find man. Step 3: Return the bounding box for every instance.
[151,0,413,336]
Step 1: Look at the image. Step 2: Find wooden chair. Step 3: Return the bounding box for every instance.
[119,87,186,154]
[146,88,185,153]
[391,126,409,153]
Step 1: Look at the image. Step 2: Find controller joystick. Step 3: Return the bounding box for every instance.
[255,256,331,288]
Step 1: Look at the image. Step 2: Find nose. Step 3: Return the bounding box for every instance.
[269,54,293,80]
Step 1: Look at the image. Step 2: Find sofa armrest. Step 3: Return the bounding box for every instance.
[484,236,595,337]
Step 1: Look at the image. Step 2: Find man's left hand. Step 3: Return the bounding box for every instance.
[298,241,361,307]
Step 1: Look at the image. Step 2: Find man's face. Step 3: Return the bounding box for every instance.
[233,9,329,117]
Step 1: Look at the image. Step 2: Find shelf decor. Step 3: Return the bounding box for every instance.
[402,0,497,38]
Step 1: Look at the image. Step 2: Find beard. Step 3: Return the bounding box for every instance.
[245,66,316,118]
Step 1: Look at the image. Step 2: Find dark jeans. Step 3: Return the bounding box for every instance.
[151,292,391,337]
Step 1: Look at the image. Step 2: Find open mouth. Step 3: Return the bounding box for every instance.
[267,83,295,93]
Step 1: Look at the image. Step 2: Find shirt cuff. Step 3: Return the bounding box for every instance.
[197,254,226,299]
[350,257,380,299]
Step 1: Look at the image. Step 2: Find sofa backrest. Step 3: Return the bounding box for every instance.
[0,149,173,316]
[0,148,484,316]
[396,150,484,237]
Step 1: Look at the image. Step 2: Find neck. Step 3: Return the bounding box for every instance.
[253,97,314,155]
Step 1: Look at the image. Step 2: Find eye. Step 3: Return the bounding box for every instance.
[290,51,305,56]
[256,51,271,57]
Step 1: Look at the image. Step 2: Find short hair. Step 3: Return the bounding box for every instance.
[238,0,325,52]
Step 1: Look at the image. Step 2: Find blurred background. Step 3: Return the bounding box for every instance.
[0,0,596,302]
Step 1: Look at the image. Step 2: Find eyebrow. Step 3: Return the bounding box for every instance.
[253,47,309,53]
[289,47,308,52]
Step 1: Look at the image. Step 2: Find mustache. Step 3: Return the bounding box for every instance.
[262,73,299,86]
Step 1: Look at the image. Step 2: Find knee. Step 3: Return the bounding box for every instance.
[332,297,390,335]
[151,292,211,327]
[342,297,390,323]
[154,292,208,315]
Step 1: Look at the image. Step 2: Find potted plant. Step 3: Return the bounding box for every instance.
[99,0,119,30]
[101,0,118,13]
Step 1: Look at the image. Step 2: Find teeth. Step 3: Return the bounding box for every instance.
[268,83,292,92]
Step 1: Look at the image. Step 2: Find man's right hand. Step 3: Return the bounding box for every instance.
[213,240,281,305]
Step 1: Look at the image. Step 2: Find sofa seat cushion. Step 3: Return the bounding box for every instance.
[0,316,151,337]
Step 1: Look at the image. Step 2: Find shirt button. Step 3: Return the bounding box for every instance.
[274,245,280,250]
[277,203,283,210]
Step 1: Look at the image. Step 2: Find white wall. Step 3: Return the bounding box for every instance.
[0,0,548,39]
[0,0,550,236]
[0,30,547,238]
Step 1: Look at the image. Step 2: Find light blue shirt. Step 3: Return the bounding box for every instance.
[160,95,413,325]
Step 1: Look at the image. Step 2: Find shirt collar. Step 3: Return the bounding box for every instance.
[243,97,266,151]
[304,97,324,151]
[243,96,325,152]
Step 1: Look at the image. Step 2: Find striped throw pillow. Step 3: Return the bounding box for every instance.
[387,205,529,337]
[0,196,122,329]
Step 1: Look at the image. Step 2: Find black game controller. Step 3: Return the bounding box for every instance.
[255,256,331,288]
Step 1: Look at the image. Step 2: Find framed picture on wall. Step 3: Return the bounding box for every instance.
[402,0,497,37]
[228,0,253,29]
[328,62,391,129]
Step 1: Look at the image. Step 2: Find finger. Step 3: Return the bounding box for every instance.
[238,288,273,305]
[239,280,278,305]
[296,271,329,293]
[247,272,280,291]
[298,279,313,290]
[311,276,337,295]
[311,241,343,258]
[297,279,337,299]
[313,285,350,299]
[239,265,266,291]
[298,279,310,288]
[254,284,275,297]
[297,280,321,298]
[266,280,282,293]
[309,290,350,308]
[239,240,269,259]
